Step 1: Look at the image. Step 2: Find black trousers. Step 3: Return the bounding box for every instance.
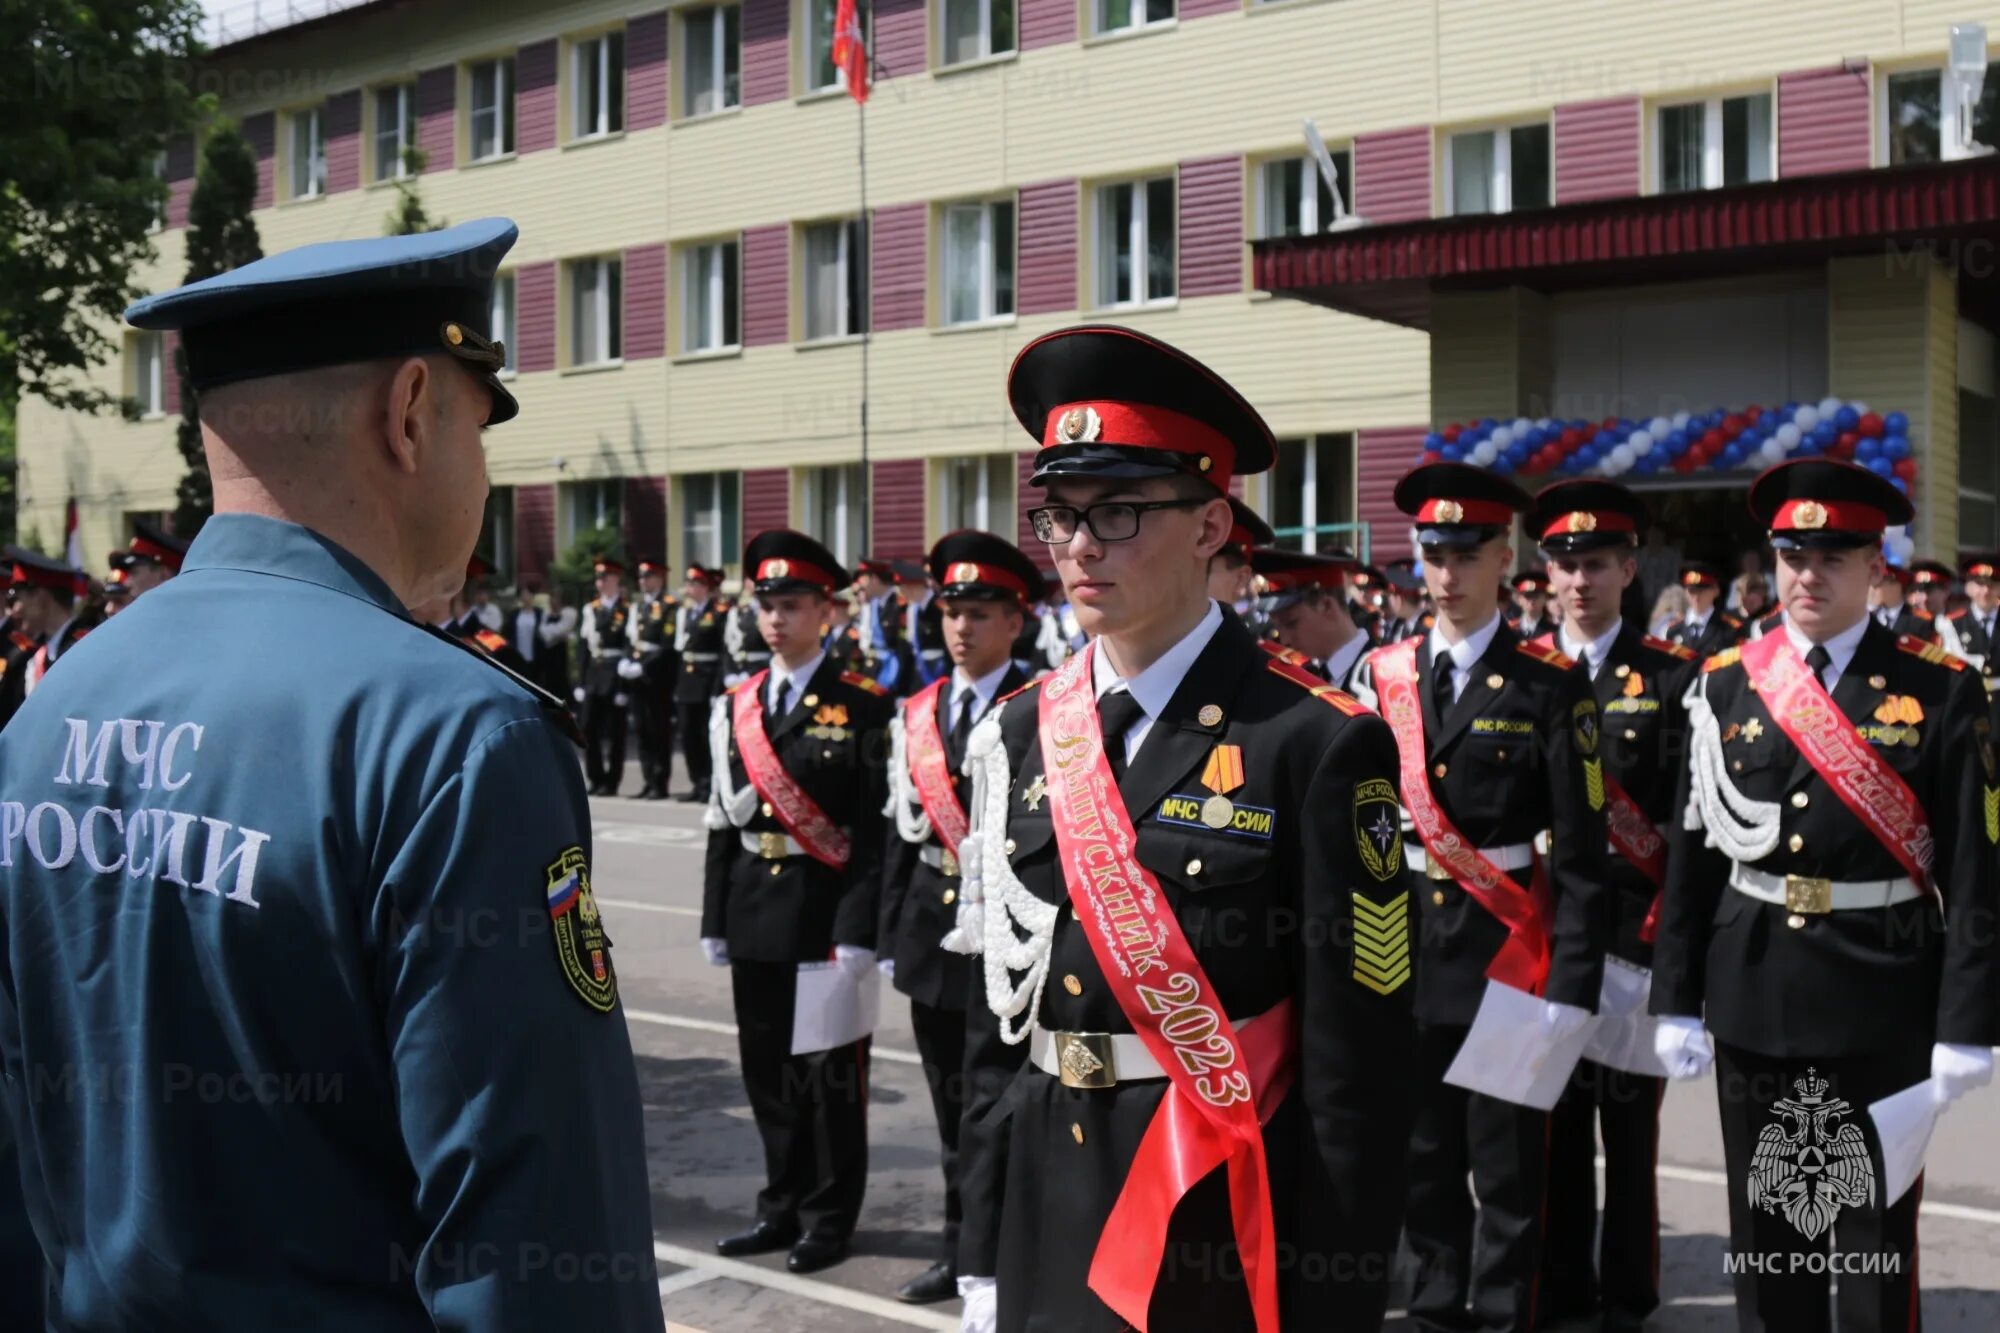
[632,682,674,791]
[908,996,966,1265]
[1538,1059,1664,1330]
[730,961,870,1243]
[676,700,714,795]
[1713,1040,1927,1333]
[580,687,626,790]
[1405,1021,1550,1333]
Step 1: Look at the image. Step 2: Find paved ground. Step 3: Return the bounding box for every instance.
[601,762,2000,1332]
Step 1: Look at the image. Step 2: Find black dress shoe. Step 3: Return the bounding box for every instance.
[785,1235,848,1274]
[895,1260,957,1304]
[715,1220,798,1257]
[675,790,703,804]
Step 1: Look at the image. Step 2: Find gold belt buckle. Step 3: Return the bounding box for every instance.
[1054,1032,1117,1089]
[940,847,960,877]
[757,831,788,860]
[1784,875,1832,915]
[1425,858,1454,882]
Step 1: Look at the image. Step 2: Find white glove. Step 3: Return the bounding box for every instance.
[958,1276,998,1333]
[1654,1015,1715,1080]
[877,957,896,980]
[572,687,586,703]
[700,937,730,968]
[833,944,875,980]
[1540,999,1591,1042]
[616,658,644,680]
[1931,1042,1994,1108]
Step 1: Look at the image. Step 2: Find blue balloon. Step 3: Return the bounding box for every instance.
[1491,456,1515,476]
[1885,434,1911,460]
[1856,437,1881,462]
[1424,432,1444,450]
[1885,411,1910,436]
[1892,477,1910,495]
[1441,444,1463,463]
[1834,406,1859,432]
[1721,445,1743,468]
[1577,445,1599,466]
[1811,423,1837,447]
[1798,438,1823,456]
[1868,456,1894,477]
[1666,430,1689,455]
[1479,418,1496,431]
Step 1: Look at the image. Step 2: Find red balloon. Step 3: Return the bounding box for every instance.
[1723,413,1745,434]
[1560,428,1581,449]
[1894,458,1918,480]
[1859,412,1884,437]
[1540,446,1563,469]
[1837,431,1858,450]
[1745,403,1764,420]
[1602,416,1619,431]
[1421,450,1443,464]
[1674,455,1698,473]
[1701,429,1725,450]
[1443,424,1461,443]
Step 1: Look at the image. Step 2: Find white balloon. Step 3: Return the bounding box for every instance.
[1794,407,1819,430]
[1761,440,1786,465]
[1818,396,1842,416]
[1610,444,1636,469]
[1491,428,1513,449]
[1851,401,1869,417]
[1776,423,1801,449]
[1471,442,1496,466]
[1649,416,1671,436]
[1672,411,1692,429]
[1513,418,1532,435]
[1630,430,1654,455]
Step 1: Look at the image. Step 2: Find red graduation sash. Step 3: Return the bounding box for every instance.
[1373,637,1551,993]
[901,678,969,857]
[1737,631,1936,893]
[1037,644,1293,1333]
[731,671,851,869]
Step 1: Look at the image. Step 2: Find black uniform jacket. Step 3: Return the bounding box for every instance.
[1664,611,1743,660]
[673,599,729,703]
[1650,621,2000,1057]
[700,658,894,962]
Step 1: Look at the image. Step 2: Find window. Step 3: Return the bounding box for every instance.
[469,57,516,160]
[1885,66,1999,165]
[802,218,868,340]
[940,0,1014,66]
[1270,434,1354,553]
[288,105,326,200]
[1256,154,1349,238]
[482,487,517,581]
[372,84,416,181]
[1095,0,1171,36]
[937,454,1016,531]
[488,273,517,375]
[1962,387,1998,551]
[1445,123,1550,215]
[148,149,168,231]
[940,200,1015,325]
[559,479,624,548]
[683,5,742,117]
[800,463,866,566]
[572,31,626,138]
[568,257,623,366]
[682,471,741,571]
[681,240,741,353]
[1657,92,1773,193]
[807,0,871,93]
[130,332,165,416]
[1093,177,1175,308]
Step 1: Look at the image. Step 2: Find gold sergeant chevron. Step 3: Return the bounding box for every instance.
[1351,890,1412,996]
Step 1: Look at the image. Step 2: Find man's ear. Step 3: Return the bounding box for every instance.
[1192,494,1233,561]
[382,356,435,477]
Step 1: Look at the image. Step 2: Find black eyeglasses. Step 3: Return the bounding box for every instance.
[1027,499,1206,544]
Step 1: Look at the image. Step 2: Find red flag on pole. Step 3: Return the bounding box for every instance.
[833,0,868,102]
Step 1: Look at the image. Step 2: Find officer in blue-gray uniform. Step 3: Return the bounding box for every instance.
[0,219,665,1332]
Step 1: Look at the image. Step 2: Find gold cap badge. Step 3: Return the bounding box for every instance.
[767,558,790,578]
[443,323,464,346]
[1435,500,1464,523]
[948,561,981,584]
[1793,500,1828,530]
[1054,406,1102,444]
[1566,511,1598,533]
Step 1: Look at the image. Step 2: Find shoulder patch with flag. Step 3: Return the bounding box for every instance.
[546,846,617,1013]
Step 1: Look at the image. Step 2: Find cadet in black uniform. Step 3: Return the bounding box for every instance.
[578,557,632,795]
[115,519,189,604]
[674,564,728,801]
[627,558,678,800]
[1349,464,1611,1333]
[894,559,950,693]
[1939,554,2000,731]
[1906,559,1954,621]
[1381,560,1433,642]
[879,530,1040,1307]
[1250,547,1371,690]
[3,549,97,707]
[700,531,894,1275]
[1652,460,2000,1333]
[1509,569,1556,640]
[1870,563,1937,642]
[954,326,1417,1333]
[1662,562,1743,658]
[1528,481,1697,1332]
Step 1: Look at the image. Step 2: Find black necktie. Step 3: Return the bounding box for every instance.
[1098,690,1147,780]
[1806,645,1834,690]
[947,690,976,767]
[1432,649,1457,716]
[767,676,786,723]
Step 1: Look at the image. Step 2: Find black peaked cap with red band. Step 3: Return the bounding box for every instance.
[466,550,496,580]
[1908,559,1955,587]
[1964,554,2000,582]
[124,519,189,572]
[744,529,848,597]
[6,546,88,597]
[635,557,667,576]
[1748,459,1912,551]
[1394,462,1531,549]
[1511,569,1551,592]
[1531,479,1648,556]
[1251,546,1358,613]
[1223,497,1275,558]
[929,530,1043,606]
[1010,325,1276,494]
[855,556,895,580]
[685,563,723,585]
[1679,562,1723,590]
[592,557,625,576]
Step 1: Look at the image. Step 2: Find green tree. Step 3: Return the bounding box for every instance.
[170,118,264,537]
[2,1,205,415]
[385,145,445,236]
[551,523,626,605]
[0,387,16,546]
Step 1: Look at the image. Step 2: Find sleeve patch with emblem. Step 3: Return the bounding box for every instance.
[1354,777,1404,881]
[1351,889,1411,995]
[1572,699,1599,756]
[546,846,618,1012]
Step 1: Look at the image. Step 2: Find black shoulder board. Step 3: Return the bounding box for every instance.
[419,622,584,747]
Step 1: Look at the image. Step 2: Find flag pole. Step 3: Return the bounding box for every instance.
[857,88,871,557]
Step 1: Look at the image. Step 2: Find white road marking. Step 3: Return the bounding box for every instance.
[596,823,705,848]
[623,1008,925,1066]
[652,1241,957,1329]
[1615,1158,2000,1226]
[600,897,702,917]
[656,1268,717,1297]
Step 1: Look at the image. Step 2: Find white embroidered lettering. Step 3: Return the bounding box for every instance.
[158,722,204,792]
[25,802,77,870]
[78,806,126,874]
[119,720,166,790]
[193,818,268,908]
[55,718,117,787]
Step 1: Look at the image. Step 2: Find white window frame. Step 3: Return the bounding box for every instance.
[148,149,169,232]
[1093,0,1173,38]
[938,0,1015,67]
[800,463,866,566]
[559,478,624,548]
[484,486,517,580]
[288,105,326,200]
[939,198,1015,326]
[1653,90,1775,193]
[1254,154,1348,239]
[682,5,743,118]
[571,30,625,140]
[681,471,740,571]
[802,218,868,341]
[805,0,865,94]
[131,332,165,417]
[1092,176,1175,310]
[468,56,516,161]
[1442,122,1550,216]
[372,83,416,182]
[936,454,1016,532]
[681,239,741,353]
[1271,434,1355,554]
[568,257,623,367]
[1880,63,2000,166]
[489,273,517,377]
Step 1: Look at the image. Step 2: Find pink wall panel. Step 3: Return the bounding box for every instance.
[742,0,790,106]
[162,331,181,416]
[1353,127,1430,224]
[870,458,925,556]
[1356,426,1426,563]
[742,223,791,347]
[1779,65,1872,177]
[515,483,556,585]
[1554,97,1640,204]
[1181,0,1236,19]
[416,65,456,171]
[517,39,559,155]
[870,203,927,331]
[624,475,669,563]
[1178,153,1244,298]
[1020,0,1075,50]
[323,90,361,194]
[873,0,927,80]
[1016,178,1077,316]
[627,12,670,131]
[515,261,557,372]
[623,243,668,360]
[162,133,195,229]
[742,467,791,536]
[243,111,275,209]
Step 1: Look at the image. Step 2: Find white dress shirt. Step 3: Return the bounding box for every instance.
[1324,632,1369,687]
[1090,600,1225,763]
[512,606,540,662]
[1784,615,1869,692]
[766,650,827,717]
[949,660,1014,732]
[1426,612,1504,703]
[1558,619,1624,681]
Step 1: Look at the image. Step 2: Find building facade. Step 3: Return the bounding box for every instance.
[18,0,2000,579]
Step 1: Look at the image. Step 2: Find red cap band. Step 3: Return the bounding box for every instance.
[11,563,86,596]
[939,560,1030,601]
[1771,499,1886,534]
[757,557,837,591]
[1416,497,1514,526]
[1681,570,1718,588]
[1043,399,1236,492]
[1969,562,1998,580]
[129,535,184,571]
[1539,510,1636,541]
[1260,565,1345,593]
